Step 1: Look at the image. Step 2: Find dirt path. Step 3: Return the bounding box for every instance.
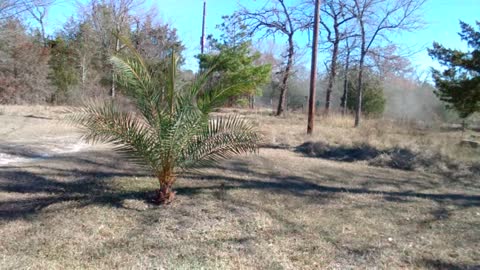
[0,110,95,166]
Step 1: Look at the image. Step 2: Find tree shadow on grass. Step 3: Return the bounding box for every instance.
[0,143,49,159]
[416,258,480,270]
[180,157,480,207]
[1,147,479,221]
[1,148,479,269]
[178,173,480,207]
[0,150,151,221]
[296,141,384,162]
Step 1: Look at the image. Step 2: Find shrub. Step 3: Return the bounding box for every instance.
[347,78,386,117]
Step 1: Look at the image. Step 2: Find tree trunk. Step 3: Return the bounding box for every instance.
[354,56,364,127]
[341,49,350,115]
[276,35,294,116]
[111,74,116,98]
[155,170,176,204]
[307,0,321,134]
[40,19,47,47]
[325,27,340,114]
[81,55,87,90]
[201,0,206,54]
[111,32,121,98]
[355,22,366,128]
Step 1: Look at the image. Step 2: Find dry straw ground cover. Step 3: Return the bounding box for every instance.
[0,106,479,269]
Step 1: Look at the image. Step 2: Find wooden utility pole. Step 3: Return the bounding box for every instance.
[307,0,321,134]
[200,0,206,54]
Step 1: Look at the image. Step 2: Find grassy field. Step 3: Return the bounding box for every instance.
[1,106,479,269]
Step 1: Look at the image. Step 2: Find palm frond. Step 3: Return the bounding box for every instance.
[111,55,152,95]
[69,101,160,169]
[197,83,246,114]
[110,54,165,128]
[181,115,258,169]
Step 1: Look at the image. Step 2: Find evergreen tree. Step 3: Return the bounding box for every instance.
[428,21,480,119]
[48,37,78,103]
[197,16,271,108]
[346,70,386,117]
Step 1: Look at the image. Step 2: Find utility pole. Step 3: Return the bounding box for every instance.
[200,0,206,54]
[307,0,321,135]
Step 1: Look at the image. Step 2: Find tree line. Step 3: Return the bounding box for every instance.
[0,0,478,127]
[0,0,184,104]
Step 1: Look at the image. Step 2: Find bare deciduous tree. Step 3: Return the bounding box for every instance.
[25,1,50,47]
[339,35,358,114]
[84,0,144,97]
[368,44,415,78]
[0,20,53,103]
[350,0,426,127]
[0,0,54,20]
[236,0,311,116]
[319,0,355,114]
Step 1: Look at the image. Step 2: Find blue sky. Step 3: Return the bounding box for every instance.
[45,0,479,75]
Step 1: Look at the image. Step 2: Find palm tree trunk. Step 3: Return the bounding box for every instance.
[155,169,176,204]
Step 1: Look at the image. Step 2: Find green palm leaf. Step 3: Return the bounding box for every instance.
[182,115,258,168]
[69,100,160,169]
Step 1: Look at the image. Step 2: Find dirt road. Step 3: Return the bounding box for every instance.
[0,106,94,166]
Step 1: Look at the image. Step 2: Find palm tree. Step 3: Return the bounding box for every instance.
[70,44,258,204]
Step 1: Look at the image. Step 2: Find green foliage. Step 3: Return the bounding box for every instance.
[201,43,270,91]
[70,42,258,203]
[236,97,250,107]
[347,76,386,117]
[197,16,271,107]
[48,37,78,103]
[286,74,309,110]
[428,21,480,119]
[49,9,185,103]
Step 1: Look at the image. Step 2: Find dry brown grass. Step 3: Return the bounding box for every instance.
[0,106,479,269]
[254,110,480,164]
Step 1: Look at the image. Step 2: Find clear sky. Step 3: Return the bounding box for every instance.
[45,0,479,75]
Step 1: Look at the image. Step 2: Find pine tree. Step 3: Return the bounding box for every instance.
[48,37,78,103]
[428,21,480,119]
[197,16,271,108]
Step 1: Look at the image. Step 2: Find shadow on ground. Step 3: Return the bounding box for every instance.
[1,146,479,268]
[295,141,480,178]
[0,150,151,221]
[416,258,480,270]
[180,158,480,207]
[2,146,480,222]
